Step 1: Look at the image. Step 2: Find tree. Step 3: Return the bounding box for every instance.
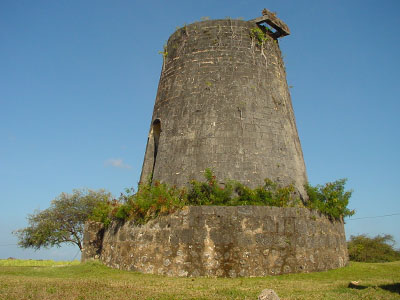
[14,189,112,251]
[348,234,400,262]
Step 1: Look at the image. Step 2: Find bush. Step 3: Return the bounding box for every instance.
[348,234,400,262]
[90,199,120,227]
[119,182,187,224]
[232,179,297,207]
[90,170,355,225]
[187,169,298,207]
[187,169,234,205]
[304,179,355,220]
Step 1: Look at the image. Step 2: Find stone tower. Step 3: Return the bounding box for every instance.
[82,11,350,277]
[140,10,308,199]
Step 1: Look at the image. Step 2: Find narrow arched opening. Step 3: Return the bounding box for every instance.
[151,119,161,182]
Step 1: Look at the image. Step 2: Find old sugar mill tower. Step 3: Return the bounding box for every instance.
[82,10,349,277]
[140,10,308,199]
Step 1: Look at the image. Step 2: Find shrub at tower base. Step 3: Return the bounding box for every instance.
[81,172,353,277]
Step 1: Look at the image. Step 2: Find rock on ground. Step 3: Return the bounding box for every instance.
[258,289,280,300]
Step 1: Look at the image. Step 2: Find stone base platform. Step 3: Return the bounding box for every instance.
[82,206,348,277]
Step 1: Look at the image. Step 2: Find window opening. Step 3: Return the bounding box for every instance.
[151,119,161,182]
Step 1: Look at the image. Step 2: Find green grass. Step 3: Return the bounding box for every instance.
[0,260,399,299]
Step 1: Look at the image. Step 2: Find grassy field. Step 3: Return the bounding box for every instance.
[0,259,399,300]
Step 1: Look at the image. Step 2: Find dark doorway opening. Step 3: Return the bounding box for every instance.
[151,119,161,183]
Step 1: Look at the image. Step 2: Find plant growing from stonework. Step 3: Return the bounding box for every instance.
[158,44,168,70]
[116,182,187,224]
[232,179,298,207]
[186,169,298,207]
[250,26,270,67]
[90,198,120,228]
[304,179,355,220]
[187,169,234,205]
[83,171,354,226]
[250,26,269,46]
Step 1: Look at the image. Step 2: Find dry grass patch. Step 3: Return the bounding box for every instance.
[0,259,79,267]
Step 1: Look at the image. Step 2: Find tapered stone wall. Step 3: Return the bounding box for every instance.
[82,206,348,277]
[81,12,349,278]
[140,17,308,199]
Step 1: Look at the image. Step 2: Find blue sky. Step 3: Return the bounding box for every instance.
[1,0,399,260]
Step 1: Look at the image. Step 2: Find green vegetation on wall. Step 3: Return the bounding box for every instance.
[250,26,270,46]
[89,169,354,226]
[305,179,355,221]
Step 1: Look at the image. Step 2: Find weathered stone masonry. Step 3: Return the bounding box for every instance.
[82,206,348,277]
[82,11,349,277]
[140,14,308,199]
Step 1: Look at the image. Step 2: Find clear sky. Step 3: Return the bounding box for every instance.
[1,0,399,260]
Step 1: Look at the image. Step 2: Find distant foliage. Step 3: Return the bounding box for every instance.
[348,234,400,262]
[304,179,355,220]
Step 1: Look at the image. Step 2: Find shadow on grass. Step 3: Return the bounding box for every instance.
[348,282,400,294]
[379,283,400,294]
[348,282,368,290]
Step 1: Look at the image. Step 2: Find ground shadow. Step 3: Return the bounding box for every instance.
[349,282,400,294]
[379,283,400,294]
[348,282,368,290]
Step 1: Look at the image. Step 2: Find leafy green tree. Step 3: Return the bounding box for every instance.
[348,234,400,262]
[14,189,112,251]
